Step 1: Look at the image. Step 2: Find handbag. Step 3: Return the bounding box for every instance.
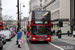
[19,39,23,45]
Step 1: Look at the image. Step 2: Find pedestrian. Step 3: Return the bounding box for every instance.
[58,30,61,38]
[24,29,26,35]
[70,30,72,37]
[53,30,55,36]
[67,30,70,37]
[17,29,22,48]
[51,30,53,36]
[56,30,59,36]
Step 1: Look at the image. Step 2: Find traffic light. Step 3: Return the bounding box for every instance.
[59,21,63,27]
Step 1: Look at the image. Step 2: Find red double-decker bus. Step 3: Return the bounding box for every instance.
[0,22,4,31]
[29,10,51,42]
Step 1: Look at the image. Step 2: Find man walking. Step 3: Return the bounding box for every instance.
[67,30,70,37]
[53,30,55,36]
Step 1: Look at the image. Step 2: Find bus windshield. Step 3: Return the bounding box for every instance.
[32,11,50,20]
[0,29,3,31]
[31,26,51,35]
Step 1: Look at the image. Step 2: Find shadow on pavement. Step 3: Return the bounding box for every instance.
[30,41,49,44]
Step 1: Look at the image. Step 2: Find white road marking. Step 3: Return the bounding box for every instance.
[49,42,64,50]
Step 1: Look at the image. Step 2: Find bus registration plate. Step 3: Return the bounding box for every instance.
[39,40,43,41]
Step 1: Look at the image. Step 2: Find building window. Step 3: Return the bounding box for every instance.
[40,0,42,2]
[40,3,42,7]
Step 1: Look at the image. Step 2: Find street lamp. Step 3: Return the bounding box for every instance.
[17,0,20,31]
[16,0,20,45]
[20,3,25,28]
[23,17,26,30]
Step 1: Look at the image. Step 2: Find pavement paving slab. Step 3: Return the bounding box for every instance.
[52,35,75,45]
[5,33,30,50]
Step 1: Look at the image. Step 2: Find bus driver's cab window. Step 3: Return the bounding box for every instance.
[32,16,35,20]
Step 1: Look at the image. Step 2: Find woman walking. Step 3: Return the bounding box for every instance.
[17,29,22,48]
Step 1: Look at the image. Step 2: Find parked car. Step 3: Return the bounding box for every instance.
[1,30,12,41]
[0,34,3,49]
[10,31,14,38]
[10,31,16,38]
[0,32,6,44]
[13,31,16,37]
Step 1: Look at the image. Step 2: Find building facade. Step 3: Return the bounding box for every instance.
[29,0,45,13]
[44,0,70,34]
[2,18,29,31]
[0,0,2,21]
[21,17,29,30]
[2,20,17,29]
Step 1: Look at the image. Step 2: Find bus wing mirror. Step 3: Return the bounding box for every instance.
[30,27,31,29]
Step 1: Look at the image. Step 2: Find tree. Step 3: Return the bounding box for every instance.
[2,15,13,29]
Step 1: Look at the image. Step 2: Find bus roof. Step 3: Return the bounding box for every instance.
[0,22,3,23]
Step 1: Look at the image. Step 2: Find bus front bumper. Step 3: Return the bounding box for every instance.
[31,39,51,42]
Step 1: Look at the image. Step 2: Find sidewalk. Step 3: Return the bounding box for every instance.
[52,35,75,40]
[52,35,75,45]
[6,32,30,50]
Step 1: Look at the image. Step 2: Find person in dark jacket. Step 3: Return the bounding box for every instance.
[24,29,26,35]
[51,30,53,36]
[67,30,70,37]
[17,29,22,48]
[58,30,61,38]
[53,30,55,36]
[56,31,58,36]
[56,30,60,36]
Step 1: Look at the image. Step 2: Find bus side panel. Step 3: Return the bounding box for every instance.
[29,30,31,41]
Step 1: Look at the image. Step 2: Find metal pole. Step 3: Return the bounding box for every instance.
[24,20,25,29]
[20,3,25,29]
[17,0,20,32]
[16,0,20,45]
[20,4,21,28]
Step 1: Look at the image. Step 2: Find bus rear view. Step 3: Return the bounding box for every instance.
[29,10,51,42]
[0,22,4,31]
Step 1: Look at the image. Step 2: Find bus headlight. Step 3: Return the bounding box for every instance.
[47,38,50,39]
[33,37,36,39]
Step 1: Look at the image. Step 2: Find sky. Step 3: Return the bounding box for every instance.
[2,0,30,20]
